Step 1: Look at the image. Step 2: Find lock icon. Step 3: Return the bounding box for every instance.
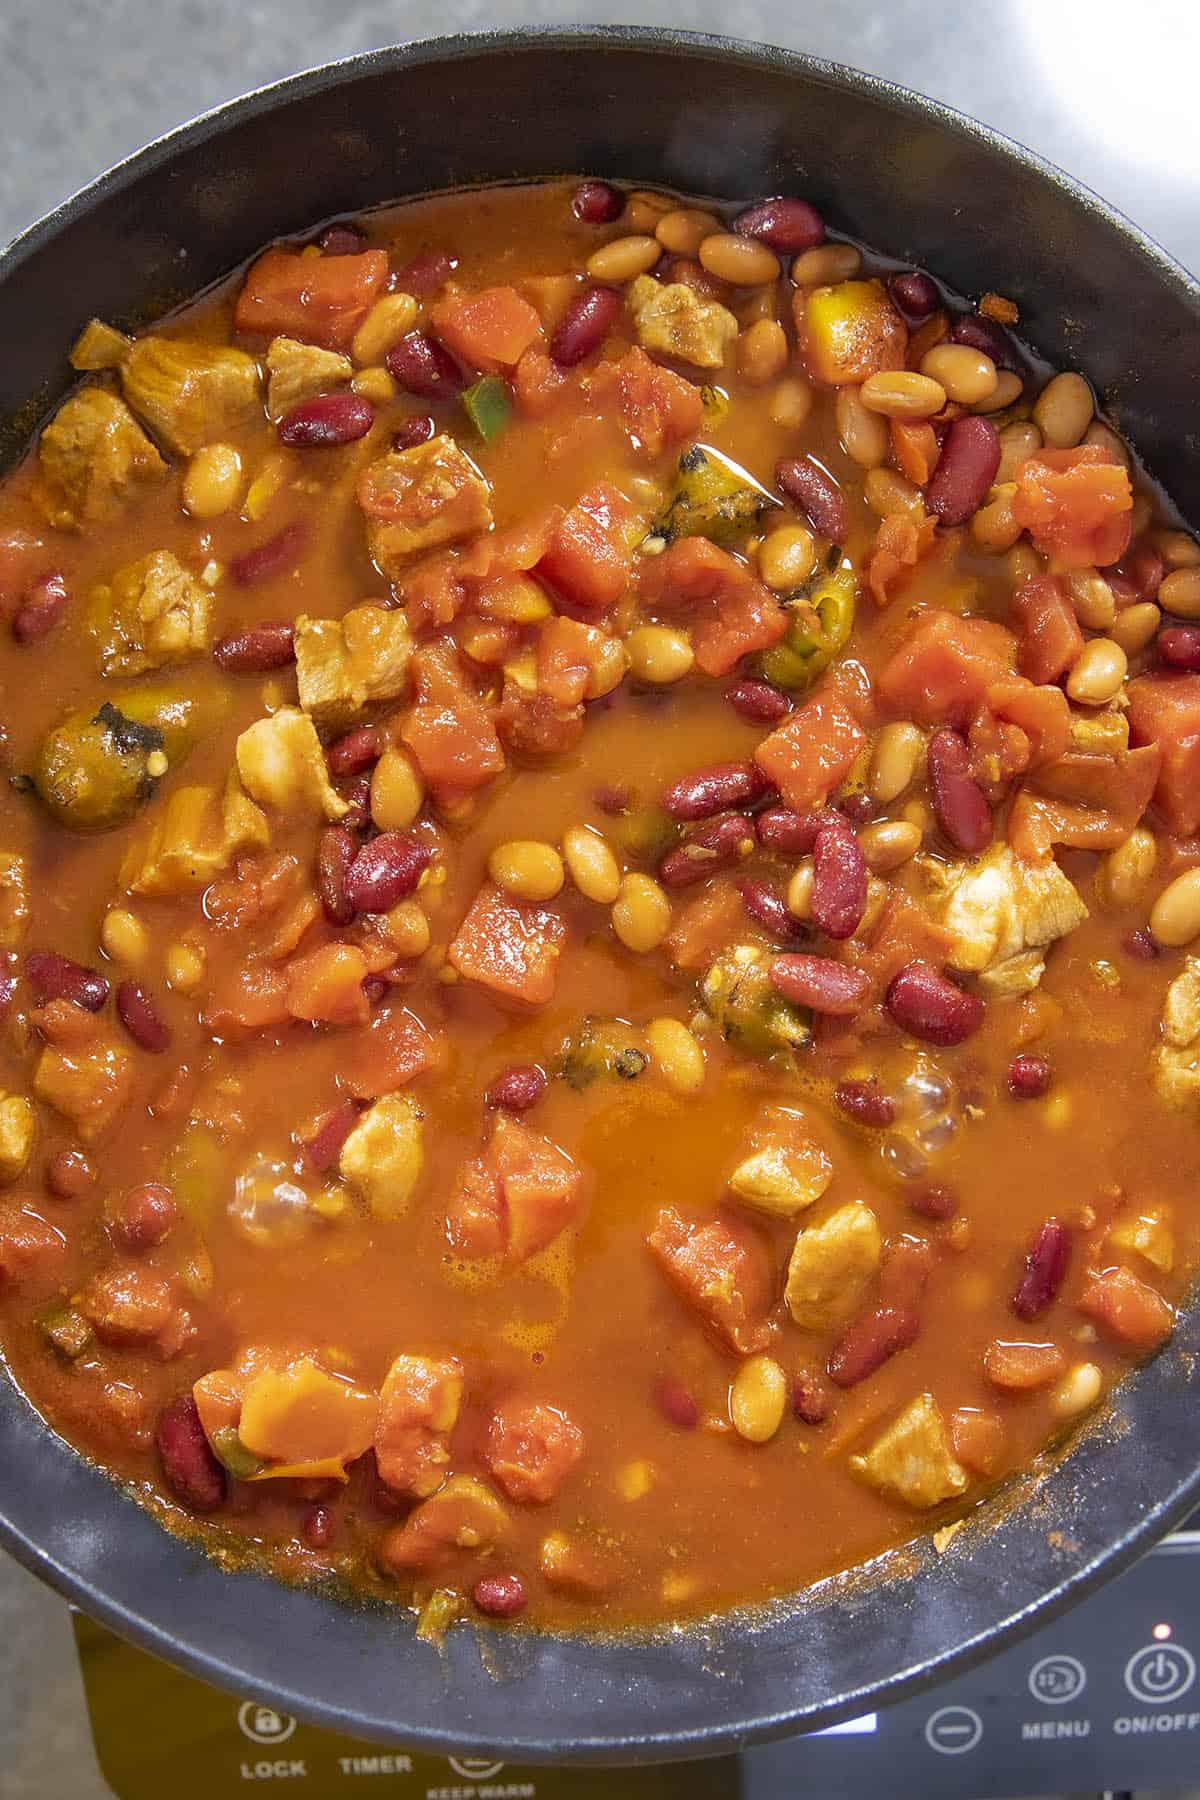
[237,1701,297,1745]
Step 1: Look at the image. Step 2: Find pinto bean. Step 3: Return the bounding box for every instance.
[736,878,802,941]
[828,1305,920,1387]
[659,814,755,888]
[485,1064,548,1112]
[550,285,624,366]
[116,980,171,1052]
[571,180,626,224]
[886,961,984,1045]
[927,727,993,853]
[343,833,432,913]
[834,1078,897,1127]
[304,1099,362,1174]
[26,950,109,1011]
[733,197,824,254]
[926,417,1002,527]
[230,522,308,587]
[473,1572,528,1619]
[277,392,375,448]
[212,621,296,672]
[662,761,771,821]
[110,1182,177,1251]
[775,457,848,541]
[156,1394,227,1512]
[769,953,870,1015]
[1011,1218,1072,1320]
[384,331,465,399]
[810,821,867,939]
[726,677,792,723]
[12,572,68,643]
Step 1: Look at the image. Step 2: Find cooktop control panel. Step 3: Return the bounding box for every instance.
[73,1531,1200,1800]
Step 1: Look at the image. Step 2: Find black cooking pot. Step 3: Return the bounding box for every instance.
[1,27,1198,1765]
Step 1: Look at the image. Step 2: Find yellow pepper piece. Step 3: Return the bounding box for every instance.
[799,279,907,386]
[237,1357,379,1480]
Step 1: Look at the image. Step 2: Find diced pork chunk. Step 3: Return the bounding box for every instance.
[358,437,493,580]
[36,387,166,529]
[0,853,30,949]
[265,335,353,421]
[785,1201,882,1331]
[120,336,261,455]
[627,277,738,370]
[338,1093,424,1219]
[374,1352,464,1497]
[87,550,212,677]
[927,842,1087,995]
[34,1036,132,1142]
[0,1095,35,1182]
[1154,956,1200,1111]
[235,707,349,821]
[294,603,413,729]
[1109,1207,1175,1274]
[728,1105,834,1218]
[647,1205,772,1353]
[484,1397,584,1504]
[850,1393,969,1509]
[377,1474,509,1575]
[120,775,269,896]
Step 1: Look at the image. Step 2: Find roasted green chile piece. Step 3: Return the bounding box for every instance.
[651,444,773,547]
[702,945,810,1055]
[39,1304,94,1360]
[32,683,227,831]
[556,1017,650,1090]
[756,563,857,691]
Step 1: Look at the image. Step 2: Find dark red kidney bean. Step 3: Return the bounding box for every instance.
[156,1395,226,1512]
[1122,926,1160,961]
[304,1099,362,1174]
[886,960,985,1046]
[550,285,624,367]
[908,1182,959,1221]
[343,833,432,913]
[26,950,108,1012]
[116,980,171,1053]
[828,1305,920,1388]
[660,255,726,302]
[45,1148,96,1200]
[658,814,755,889]
[1011,1218,1072,1320]
[384,331,465,400]
[571,179,626,224]
[392,249,458,295]
[792,1371,830,1425]
[662,761,770,821]
[212,620,295,672]
[593,783,631,816]
[392,414,435,451]
[1108,538,1164,604]
[927,727,993,854]
[12,571,68,643]
[230,522,308,587]
[726,677,792,723]
[811,821,867,940]
[111,1182,177,1252]
[736,878,801,941]
[277,392,374,448]
[302,1503,335,1549]
[733,196,824,254]
[1007,1052,1051,1099]
[880,1235,933,1309]
[326,725,382,777]
[1158,626,1200,671]
[775,456,848,541]
[755,806,838,855]
[485,1063,548,1112]
[888,270,938,322]
[472,1572,527,1620]
[655,1375,700,1430]
[926,417,1002,527]
[316,221,367,255]
[317,825,358,926]
[836,791,876,827]
[339,776,372,831]
[951,312,1019,371]
[769,953,870,1015]
[834,1078,897,1128]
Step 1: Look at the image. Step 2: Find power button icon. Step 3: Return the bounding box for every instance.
[1125,1643,1196,1704]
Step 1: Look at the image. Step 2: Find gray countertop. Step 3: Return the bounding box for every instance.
[0,2,1196,1793]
